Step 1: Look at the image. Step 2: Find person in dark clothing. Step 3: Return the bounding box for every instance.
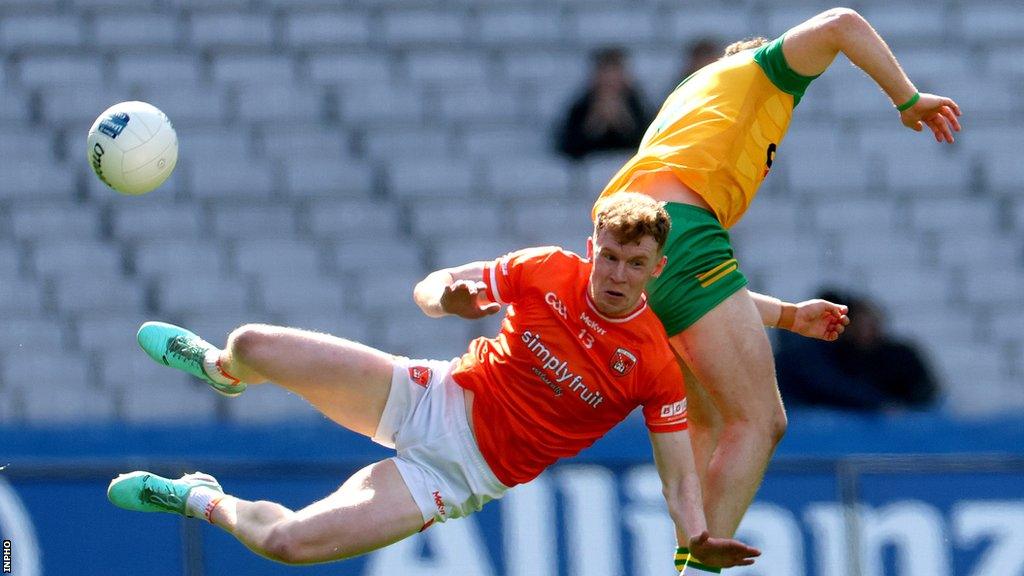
[558,47,648,159]
[775,290,940,410]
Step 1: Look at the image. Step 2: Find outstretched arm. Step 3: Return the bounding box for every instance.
[749,291,849,341]
[782,7,961,142]
[414,262,501,319]
[650,431,761,569]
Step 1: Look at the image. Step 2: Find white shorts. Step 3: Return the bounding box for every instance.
[372,356,509,526]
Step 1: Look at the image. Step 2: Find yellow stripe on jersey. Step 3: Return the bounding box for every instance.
[698,261,739,288]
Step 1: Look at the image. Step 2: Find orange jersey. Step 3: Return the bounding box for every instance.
[451,246,688,487]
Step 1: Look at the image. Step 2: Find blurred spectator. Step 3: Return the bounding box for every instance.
[678,37,722,83]
[775,290,940,411]
[558,47,648,160]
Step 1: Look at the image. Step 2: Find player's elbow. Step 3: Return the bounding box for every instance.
[262,524,316,565]
[817,8,867,42]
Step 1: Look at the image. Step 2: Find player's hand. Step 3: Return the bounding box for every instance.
[899,93,961,144]
[687,531,761,569]
[439,280,501,319]
[790,299,849,341]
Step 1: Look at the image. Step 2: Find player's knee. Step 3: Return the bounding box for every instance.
[819,7,863,35]
[228,324,275,363]
[768,408,788,445]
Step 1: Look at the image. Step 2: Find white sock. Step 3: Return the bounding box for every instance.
[202,349,239,386]
[186,486,229,521]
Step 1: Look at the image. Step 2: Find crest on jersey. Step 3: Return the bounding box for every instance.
[610,347,637,377]
[409,366,432,388]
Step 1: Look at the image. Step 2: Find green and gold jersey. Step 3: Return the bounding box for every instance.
[596,36,819,228]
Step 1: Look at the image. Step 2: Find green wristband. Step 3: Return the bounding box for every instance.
[896,92,920,112]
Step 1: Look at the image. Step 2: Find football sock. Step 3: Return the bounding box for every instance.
[203,350,241,386]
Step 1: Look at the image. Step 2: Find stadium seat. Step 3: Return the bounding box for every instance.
[934,232,1019,269]
[387,157,475,199]
[381,10,469,46]
[0,14,82,50]
[858,6,946,45]
[982,148,1023,193]
[363,125,451,159]
[864,266,954,309]
[834,229,925,269]
[308,51,393,86]
[133,239,229,280]
[509,199,594,246]
[12,202,101,240]
[307,199,401,241]
[237,85,327,124]
[187,160,276,199]
[116,53,201,87]
[282,159,374,199]
[90,13,179,48]
[0,319,66,350]
[134,85,230,126]
[0,127,52,161]
[18,54,105,87]
[111,200,204,240]
[54,276,146,315]
[234,239,323,279]
[2,353,92,393]
[190,13,274,48]
[0,158,76,199]
[437,87,521,125]
[477,8,562,46]
[32,240,124,278]
[405,51,490,86]
[255,124,352,163]
[259,275,347,316]
[730,198,807,238]
[22,385,117,424]
[209,203,297,239]
[909,198,999,232]
[459,125,549,159]
[482,155,575,199]
[338,82,425,126]
[409,204,507,241]
[333,238,424,276]
[283,11,372,47]
[580,152,634,196]
[0,247,18,278]
[963,269,1024,307]
[0,86,32,126]
[41,84,136,126]
[211,54,293,85]
[500,50,588,90]
[431,236,526,269]
[118,377,219,423]
[375,307,470,360]
[0,279,45,318]
[156,277,252,315]
[568,8,657,47]
[667,6,755,41]
[354,269,428,314]
[175,127,252,165]
[76,315,148,356]
[224,383,319,424]
[962,4,1024,43]
[890,308,978,351]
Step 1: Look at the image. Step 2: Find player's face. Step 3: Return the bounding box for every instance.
[587,228,666,316]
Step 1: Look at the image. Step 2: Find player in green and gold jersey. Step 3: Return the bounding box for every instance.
[594,8,961,575]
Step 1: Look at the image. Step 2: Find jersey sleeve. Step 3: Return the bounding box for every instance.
[753,35,821,107]
[481,246,559,306]
[641,358,689,433]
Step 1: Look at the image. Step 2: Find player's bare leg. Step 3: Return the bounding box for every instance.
[677,359,722,476]
[208,459,423,563]
[218,324,395,438]
[669,288,786,538]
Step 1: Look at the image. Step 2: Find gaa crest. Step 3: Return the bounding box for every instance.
[610,348,637,377]
[409,366,432,388]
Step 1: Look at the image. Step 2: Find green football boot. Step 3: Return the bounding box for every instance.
[137,321,246,397]
[107,471,222,517]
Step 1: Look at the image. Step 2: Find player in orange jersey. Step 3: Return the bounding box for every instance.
[595,8,961,573]
[108,192,839,569]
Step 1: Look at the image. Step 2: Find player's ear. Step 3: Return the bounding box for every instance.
[651,254,667,278]
[586,237,594,259]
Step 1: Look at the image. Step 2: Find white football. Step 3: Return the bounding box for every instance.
[87,101,178,195]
